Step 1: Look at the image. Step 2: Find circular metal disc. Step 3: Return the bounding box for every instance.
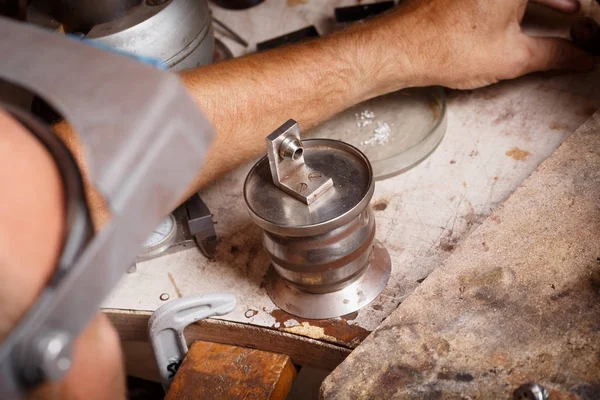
[305,87,447,180]
[244,139,373,234]
[265,240,392,319]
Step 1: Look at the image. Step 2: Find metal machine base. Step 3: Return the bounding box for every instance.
[265,241,392,319]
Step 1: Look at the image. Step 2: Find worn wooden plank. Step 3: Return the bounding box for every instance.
[166,341,296,400]
[104,1,600,350]
[106,309,349,372]
[322,112,600,398]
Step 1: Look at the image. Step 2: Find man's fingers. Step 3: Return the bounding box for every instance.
[530,0,580,13]
[521,35,594,74]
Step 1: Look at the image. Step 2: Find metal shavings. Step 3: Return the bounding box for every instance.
[355,110,375,127]
[361,122,391,146]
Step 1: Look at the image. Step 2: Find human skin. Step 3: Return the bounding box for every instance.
[0,110,126,399]
[54,0,593,228]
[1,0,592,398]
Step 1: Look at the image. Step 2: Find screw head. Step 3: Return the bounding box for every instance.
[35,331,73,381]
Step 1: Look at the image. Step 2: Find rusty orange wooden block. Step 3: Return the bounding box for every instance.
[166,340,297,400]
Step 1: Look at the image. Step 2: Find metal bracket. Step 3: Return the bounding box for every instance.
[148,293,236,392]
[266,119,333,205]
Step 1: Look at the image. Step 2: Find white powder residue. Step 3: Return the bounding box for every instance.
[355,109,375,127]
[283,319,300,328]
[361,122,391,146]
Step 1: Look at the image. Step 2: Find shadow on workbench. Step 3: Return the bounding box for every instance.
[127,367,330,400]
[127,376,164,400]
[287,367,330,400]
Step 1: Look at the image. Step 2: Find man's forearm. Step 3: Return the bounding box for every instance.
[54,0,593,226]
[180,0,593,196]
[178,24,405,196]
[54,23,405,225]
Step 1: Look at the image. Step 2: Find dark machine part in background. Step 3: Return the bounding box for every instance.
[0,0,140,28]
[212,0,263,10]
[34,0,141,32]
[256,26,320,52]
[0,0,27,20]
[334,1,394,24]
[254,1,396,51]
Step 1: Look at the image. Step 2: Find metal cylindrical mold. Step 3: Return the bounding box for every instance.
[28,0,214,72]
[262,207,375,294]
[86,0,214,71]
[25,0,214,123]
[244,121,391,319]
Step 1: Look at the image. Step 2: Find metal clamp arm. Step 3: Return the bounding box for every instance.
[148,293,237,392]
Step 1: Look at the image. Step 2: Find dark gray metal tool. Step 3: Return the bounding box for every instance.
[185,194,218,259]
[0,17,213,399]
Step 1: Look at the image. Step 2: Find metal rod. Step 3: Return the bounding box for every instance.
[212,17,249,47]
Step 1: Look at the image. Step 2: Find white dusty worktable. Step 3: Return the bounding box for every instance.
[102,0,600,377]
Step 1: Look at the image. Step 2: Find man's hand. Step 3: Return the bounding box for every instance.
[362,0,594,92]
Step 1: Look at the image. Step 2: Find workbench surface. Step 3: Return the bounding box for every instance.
[322,109,600,399]
[103,0,600,372]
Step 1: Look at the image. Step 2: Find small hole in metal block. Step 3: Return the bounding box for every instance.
[293,147,303,160]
